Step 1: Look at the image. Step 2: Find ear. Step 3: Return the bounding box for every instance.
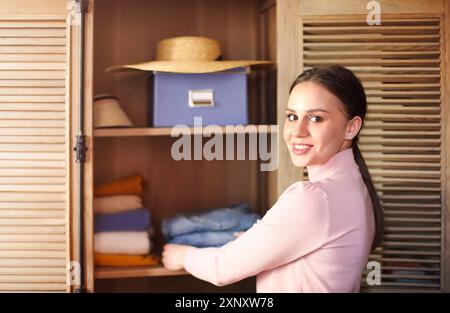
[345,116,363,141]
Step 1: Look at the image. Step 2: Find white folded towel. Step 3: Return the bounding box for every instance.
[94,231,151,255]
[94,195,143,214]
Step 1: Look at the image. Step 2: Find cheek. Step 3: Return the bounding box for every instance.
[313,121,346,144]
[283,122,291,144]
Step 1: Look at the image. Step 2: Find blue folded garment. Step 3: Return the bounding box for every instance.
[162,202,259,240]
[168,230,242,247]
[94,208,151,233]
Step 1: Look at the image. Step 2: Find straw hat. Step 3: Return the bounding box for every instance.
[106,36,273,74]
[94,94,133,128]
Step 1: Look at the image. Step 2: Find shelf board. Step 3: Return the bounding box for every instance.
[95,265,189,279]
[94,125,278,137]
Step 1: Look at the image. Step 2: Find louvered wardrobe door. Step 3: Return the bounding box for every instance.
[0,17,70,292]
[301,17,443,291]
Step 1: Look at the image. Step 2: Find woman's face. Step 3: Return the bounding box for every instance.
[283,81,362,168]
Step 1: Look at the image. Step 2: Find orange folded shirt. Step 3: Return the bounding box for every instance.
[95,173,144,197]
[95,253,160,267]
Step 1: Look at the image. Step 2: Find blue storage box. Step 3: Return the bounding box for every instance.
[149,68,249,127]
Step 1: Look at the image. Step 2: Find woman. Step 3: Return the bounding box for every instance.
[162,65,384,292]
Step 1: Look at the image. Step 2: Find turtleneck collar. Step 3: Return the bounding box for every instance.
[306,148,360,183]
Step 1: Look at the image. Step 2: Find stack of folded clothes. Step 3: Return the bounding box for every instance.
[94,173,159,267]
[162,203,260,248]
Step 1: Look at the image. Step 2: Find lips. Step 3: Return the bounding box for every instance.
[292,143,313,156]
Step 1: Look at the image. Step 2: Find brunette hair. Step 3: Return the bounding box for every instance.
[290,65,383,250]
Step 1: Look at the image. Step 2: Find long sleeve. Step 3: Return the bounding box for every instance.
[183,182,330,286]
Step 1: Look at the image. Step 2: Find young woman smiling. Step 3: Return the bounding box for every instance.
[162,65,384,292]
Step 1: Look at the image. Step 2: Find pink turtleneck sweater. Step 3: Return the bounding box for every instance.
[183,148,375,292]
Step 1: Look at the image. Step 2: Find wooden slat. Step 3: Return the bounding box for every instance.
[0,234,65,242]
[361,129,441,136]
[0,283,67,291]
[0,28,65,37]
[0,95,65,103]
[0,267,65,275]
[303,25,440,34]
[362,83,440,90]
[384,217,441,223]
[0,129,64,136]
[0,185,65,192]
[0,250,65,258]
[0,21,65,28]
[0,110,65,119]
[359,138,440,145]
[0,120,65,128]
[384,234,440,240]
[0,152,65,160]
[303,42,440,50]
[0,258,65,267]
[0,202,64,210]
[365,161,440,169]
[0,136,65,144]
[0,159,65,168]
[0,225,66,233]
[304,34,440,43]
[0,275,66,283]
[0,168,65,176]
[0,80,64,87]
[0,63,65,71]
[0,193,65,202]
[384,211,441,216]
[0,46,65,53]
[0,144,64,152]
[302,18,440,26]
[0,71,64,79]
[0,88,65,96]
[0,217,64,225]
[305,50,440,59]
[382,241,440,247]
[0,210,65,218]
[0,37,65,45]
[365,91,440,98]
[0,54,65,62]
[355,74,440,83]
[378,266,440,272]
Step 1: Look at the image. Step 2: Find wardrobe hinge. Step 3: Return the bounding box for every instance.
[74,134,88,163]
[76,0,89,13]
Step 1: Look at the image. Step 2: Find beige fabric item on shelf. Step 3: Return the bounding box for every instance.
[94,231,151,255]
[106,36,273,74]
[93,94,133,128]
[94,194,143,214]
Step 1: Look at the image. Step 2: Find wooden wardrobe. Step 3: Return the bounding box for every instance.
[0,0,449,293]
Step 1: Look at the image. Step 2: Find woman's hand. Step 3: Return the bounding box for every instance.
[162,243,192,271]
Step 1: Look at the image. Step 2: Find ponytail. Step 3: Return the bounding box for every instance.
[352,138,384,250]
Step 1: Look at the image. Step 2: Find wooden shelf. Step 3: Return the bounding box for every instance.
[95,265,189,279]
[94,125,278,137]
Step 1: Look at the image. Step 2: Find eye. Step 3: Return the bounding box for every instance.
[286,113,297,121]
[308,114,322,123]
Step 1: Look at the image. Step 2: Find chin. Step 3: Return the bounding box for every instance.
[290,155,310,168]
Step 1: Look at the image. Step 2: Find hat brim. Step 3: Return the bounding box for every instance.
[106,60,273,74]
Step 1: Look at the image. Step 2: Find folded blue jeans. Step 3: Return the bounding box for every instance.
[168,230,244,247]
[162,203,259,239]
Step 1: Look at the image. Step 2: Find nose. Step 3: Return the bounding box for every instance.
[290,118,309,137]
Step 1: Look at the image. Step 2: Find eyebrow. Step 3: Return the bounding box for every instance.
[286,108,331,113]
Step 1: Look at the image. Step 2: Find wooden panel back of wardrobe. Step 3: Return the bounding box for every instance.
[289,0,449,292]
[0,0,71,292]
